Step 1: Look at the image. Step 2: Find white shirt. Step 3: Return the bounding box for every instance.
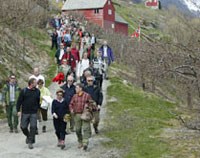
[59,49,65,60]
[9,85,15,102]
[91,36,95,44]
[77,59,89,77]
[103,46,108,57]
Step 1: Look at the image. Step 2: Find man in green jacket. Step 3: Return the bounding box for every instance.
[2,75,21,133]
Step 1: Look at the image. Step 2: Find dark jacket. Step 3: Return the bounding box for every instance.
[99,45,114,65]
[61,84,76,106]
[16,87,40,114]
[51,99,70,119]
[55,48,66,65]
[84,85,103,106]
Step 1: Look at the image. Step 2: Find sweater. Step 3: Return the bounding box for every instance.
[16,88,40,114]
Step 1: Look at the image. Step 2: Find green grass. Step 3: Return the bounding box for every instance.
[104,77,177,158]
[20,27,56,87]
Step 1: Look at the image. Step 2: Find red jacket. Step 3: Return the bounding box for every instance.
[71,48,80,62]
[62,52,76,71]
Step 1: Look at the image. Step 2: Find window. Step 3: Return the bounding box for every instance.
[111,23,115,29]
[108,9,112,15]
[94,9,99,14]
[108,0,111,5]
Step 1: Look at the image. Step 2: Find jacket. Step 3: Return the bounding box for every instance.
[99,45,114,65]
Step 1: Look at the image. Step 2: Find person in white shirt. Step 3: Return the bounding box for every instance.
[76,52,89,79]
[29,67,45,86]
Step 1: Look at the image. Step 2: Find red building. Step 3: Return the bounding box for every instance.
[62,0,128,36]
[145,0,159,9]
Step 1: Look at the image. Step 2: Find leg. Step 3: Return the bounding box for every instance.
[59,120,66,149]
[53,118,61,140]
[12,104,19,132]
[93,111,100,134]
[20,114,30,138]
[6,104,13,132]
[82,120,91,148]
[40,108,48,132]
[29,114,37,144]
[70,113,75,132]
[74,114,83,144]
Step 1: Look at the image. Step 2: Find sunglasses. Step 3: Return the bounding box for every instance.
[87,80,93,82]
[68,80,73,82]
[57,93,63,96]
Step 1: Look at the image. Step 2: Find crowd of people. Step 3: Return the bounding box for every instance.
[1,13,115,151]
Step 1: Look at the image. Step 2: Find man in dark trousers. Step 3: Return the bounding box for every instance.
[61,75,76,132]
[17,78,40,149]
[84,76,103,134]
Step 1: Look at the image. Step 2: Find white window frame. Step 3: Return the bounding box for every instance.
[108,9,112,15]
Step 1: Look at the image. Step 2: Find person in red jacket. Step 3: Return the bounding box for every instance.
[62,47,76,71]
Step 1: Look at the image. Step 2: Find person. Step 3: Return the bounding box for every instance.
[69,83,92,151]
[55,43,66,66]
[99,41,114,79]
[2,75,21,133]
[90,33,96,51]
[76,52,90,79]
[16,78,40,149]
[61,75,76,133]
[84,76,103,134]
[51,29,58,50]
[80,70,92,87]
[37,79,51,133]
[58,59,71,80]
[71,43,80,67]
[29,67,45,86]
[52,89,70,149]
[63,30,72,47]
[93,51,105,89]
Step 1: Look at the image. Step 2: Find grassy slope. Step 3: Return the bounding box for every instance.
[104,74,177,158]
[20,27,56,87]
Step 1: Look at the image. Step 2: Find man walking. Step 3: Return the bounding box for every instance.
[84,76,103,134]
[69,83,92,151]
[2,75,21,133]
[17,78,40,149]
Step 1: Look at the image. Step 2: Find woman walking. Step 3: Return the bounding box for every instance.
[52,89,70,149]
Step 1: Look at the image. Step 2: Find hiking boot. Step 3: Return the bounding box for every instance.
[9,128,13,133]
[83,145,88,151]
[42,126,46,133]
[28,143,33,149]
[78,143,83,149]
[60,140,65,150]
[57,140,61,147]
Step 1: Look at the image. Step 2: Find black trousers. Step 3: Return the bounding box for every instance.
[20,113,37,144]
[53,118,66,141]
[51,40,58,49]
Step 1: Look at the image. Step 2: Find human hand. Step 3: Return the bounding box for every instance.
[53,113,58,119]
[97,105,101,111]
[17,112,21,117]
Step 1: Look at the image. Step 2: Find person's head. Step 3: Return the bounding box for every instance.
[62,59,67,65]
[60,43,64,49]
[9,75,16,84]
[72,43,76,48]
[103,40,107,46]
[89,61,94,67]
[56,89,64,100]
[83,52,88,59]
[28,78,37,88]
[85,33,89,37]
[97,50,102,57]
[33,67,40,77]
[66,47,71,53]
[67,75,74,86]
[87,76,94,86]
[37,79,44,89]
[75,83,84,94]
[83,70,91,78]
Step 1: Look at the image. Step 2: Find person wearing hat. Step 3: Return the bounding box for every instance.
[51,89,70,149]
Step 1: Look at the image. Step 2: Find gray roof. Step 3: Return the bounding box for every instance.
[62,0,108,10]
[115,13,128,24]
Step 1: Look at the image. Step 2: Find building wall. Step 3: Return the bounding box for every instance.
[103,0,115,30]
[115,22,128,36]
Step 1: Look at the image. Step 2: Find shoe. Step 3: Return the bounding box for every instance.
[42,126,46,133]
[83,145,87,151]
[14,128,18,133]
[78,143,83,149]
[60,140,65,150]
[57,140,61,147]
[9,128,13,133]
[28,143,33,149]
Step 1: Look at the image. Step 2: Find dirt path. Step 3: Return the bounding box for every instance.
[0,80,110,158]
